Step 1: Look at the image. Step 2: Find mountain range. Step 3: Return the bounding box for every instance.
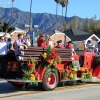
[0,7,85,31]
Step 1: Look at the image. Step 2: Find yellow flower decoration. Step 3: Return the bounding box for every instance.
[30,74,35,81]
[81,75,85,79]
[89,73,92,77]
[42,52,47,58]
[81,68,85,72]
[50,60,53,65]
[69,73,74,79]
[71,68,78,72]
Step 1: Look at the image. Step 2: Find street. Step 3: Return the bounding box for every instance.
[0,80,100,100]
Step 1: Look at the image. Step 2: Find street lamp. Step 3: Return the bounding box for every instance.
[29,0,32,32]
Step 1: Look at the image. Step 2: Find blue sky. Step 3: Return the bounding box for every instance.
[0,0,100,19]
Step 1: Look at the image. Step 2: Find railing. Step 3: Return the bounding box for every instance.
[16,46,74,62]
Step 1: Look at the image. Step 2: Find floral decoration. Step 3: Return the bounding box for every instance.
[40,46,61,68]
[80,67,92,80]
[22,57,40,88]
[62,65,78,85]
[62,64,92,85]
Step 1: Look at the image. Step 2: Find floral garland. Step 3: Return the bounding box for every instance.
[22,57,40,89]
[40,46,61,68]
[80,67,92,80]
[62,64,92,85]
[62,65,78,85]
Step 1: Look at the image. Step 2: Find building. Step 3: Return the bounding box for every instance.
[64,29,100,50]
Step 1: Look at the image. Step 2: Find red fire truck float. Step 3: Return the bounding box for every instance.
[0,42,100,91]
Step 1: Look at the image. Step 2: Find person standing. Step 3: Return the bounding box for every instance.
[0,36,8,78]
[14,34,27,78]
[14,34,27,56]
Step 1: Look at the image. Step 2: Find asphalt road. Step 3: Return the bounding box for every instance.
[0,80,100,100]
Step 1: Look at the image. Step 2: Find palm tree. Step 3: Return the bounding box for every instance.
[60,0,68,24]
[54,0,62,22]
[65,0,68,22]
[29,0,32,31]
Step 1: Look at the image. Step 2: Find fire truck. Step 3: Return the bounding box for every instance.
[0,42,100,91]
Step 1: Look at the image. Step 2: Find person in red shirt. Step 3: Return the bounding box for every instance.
[55,40,65,48]
[72,51,80,70]
[37,34,47,47]
[66,41,73,49]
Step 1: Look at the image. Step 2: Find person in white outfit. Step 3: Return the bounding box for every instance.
[0,36,8,78]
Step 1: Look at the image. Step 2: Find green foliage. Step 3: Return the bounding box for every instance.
[0,18,15,33]
[62,69,67,80]
[47,46,52,57]
[22,57,39,90]
[54,0,62,3]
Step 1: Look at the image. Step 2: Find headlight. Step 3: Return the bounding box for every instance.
[20,51,24,55]
[16,56,22,61]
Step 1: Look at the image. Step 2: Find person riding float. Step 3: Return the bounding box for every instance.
[55,40,65,48]
[37,34,47,47]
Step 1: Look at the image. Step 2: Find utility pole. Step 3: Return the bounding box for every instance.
[29,0,32,32]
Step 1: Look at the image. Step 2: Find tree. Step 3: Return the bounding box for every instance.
[72,15,79,29]
[2,21,15,33]
[65,0,68,21]
[54,0,62,22]
[83,18,91,33]
[68,19,73,29]
[90,16,98,34]
[60,0,68,24]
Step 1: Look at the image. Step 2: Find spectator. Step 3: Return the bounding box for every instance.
[0,36,8,78]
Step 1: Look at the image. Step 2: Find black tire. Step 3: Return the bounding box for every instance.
[41,68,59,91]
[11,83,29,88]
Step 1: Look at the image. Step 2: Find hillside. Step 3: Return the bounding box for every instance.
[0,7,84,31]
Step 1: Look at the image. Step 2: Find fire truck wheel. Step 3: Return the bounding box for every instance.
[11,83,29,88]
[41,68,59,91]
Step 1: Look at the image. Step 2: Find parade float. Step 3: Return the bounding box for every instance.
[0,41,100,91]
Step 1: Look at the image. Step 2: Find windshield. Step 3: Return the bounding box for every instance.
[73,42,85,50]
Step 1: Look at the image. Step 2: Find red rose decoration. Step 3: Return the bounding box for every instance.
[28,64,33,69]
